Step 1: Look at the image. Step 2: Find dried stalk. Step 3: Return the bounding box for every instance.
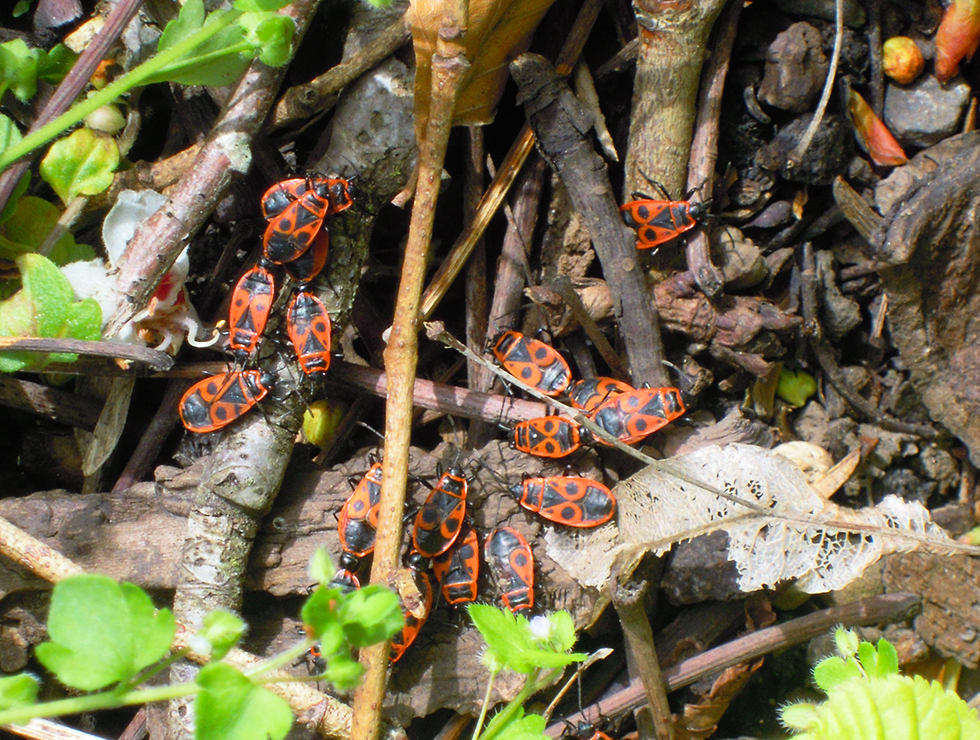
[349,30,471,740]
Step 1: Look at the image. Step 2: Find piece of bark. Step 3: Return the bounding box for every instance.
[510,53,667,387]
[872,131,980,464]
[881,552,980,669]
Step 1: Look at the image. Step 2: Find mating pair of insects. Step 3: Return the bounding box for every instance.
[489,330,687,458]
[179,175,354,434]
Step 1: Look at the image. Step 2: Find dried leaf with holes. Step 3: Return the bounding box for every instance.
[614,444,974,594]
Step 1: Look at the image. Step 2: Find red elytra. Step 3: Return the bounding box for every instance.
[589,387,685,446]
[484,526,534,613]
[489,330,572,397]
[337,462,384,558]
[512,416,584,458]
[432,523,479,605]
[412,466,467,558]
[568,377,634,413]
[620,198,704,249]
[179,370,272,433]
[510,476,616,528]
[286,290,332,374]
[227,261,275,358]
[262,176,353,264]
[390,567,434,663]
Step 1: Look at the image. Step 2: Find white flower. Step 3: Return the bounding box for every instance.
[61,189,216,354]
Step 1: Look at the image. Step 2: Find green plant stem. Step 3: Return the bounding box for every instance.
[0,681,199,727]
[119,648,192,693]
[476,668,564,740]
[0,10,242,172]
[471,666,501,740]
[245,640,313,679]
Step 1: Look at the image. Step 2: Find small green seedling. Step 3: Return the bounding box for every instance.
[467,604,586,740]
[0,549,403,740]
[781,628,980,740]
[776,368,818,408]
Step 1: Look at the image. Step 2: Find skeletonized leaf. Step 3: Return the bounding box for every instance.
[410,0,556,139]
[616,444,970,594]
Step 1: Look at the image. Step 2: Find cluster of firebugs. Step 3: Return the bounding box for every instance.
[178,175,354,433]
[174,174,700,669]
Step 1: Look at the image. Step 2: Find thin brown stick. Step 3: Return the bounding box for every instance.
[268,14,411,131]
[799,243,937,438]
[0,337,174,371]
[464,127,491,445]
[103,1,316,339]
[610,555,674,740]
[511,53,666,387]
[0,375,102,431]
[112,381,188,492]
[544,592,922,736]
[350,39,471,740]
[684,0,743,300]
[417,0,603,320]
[546,275,629,381]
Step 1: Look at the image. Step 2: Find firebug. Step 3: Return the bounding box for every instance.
[510,476,615,528]
[620,197,705,249]
[568,377,634,413]
[412,466,467,558]
[179,369,272,433]
[512,416,585,458]
[589,387,685,446]
[432,523,479,605]
[484,526,534,613]
[227,260,275,359]
[489,330,572,397]
[287,290,332,374]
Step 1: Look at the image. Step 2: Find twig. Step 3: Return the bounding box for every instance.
[684,0,743,300]
[510,53,667,387]
[546,275,630,381]
[610,555,674,740]
[0,337,174,371]
[0,0,145,213]
[350,29,471,740]
[417,0,603,321]
[788,0,843,167]
[268,13,411,131]
[0,375,102,431]
[866,0,884,115]
[112,381,188,492]
[543,592,923,736]
[799,243,938,438]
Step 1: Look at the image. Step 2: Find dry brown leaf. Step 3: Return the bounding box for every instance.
[409,0,556,139]
[673,659,763,740]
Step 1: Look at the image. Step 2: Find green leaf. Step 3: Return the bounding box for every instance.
[149,1,254,87]
[0,252,100,372]
[308,547,335,587]
[544,611,576,653]
[233,0,291,10]
[336,585,403,648]
[782,675,980,740]
[468,605,584,675]
[777,369,818,407]
[494,712,548,740]
[812,656,863,692]
[13,1,32,18]
[40,128,119,204]
[195,663,293,740]
[37,45,77,84]
[0,674,38,711]
[35,575,175,691]
[0,113,23,162]
[0,196,74,262]
[196,611,246,661]
[0,40,39,103]
[300,585,343,640]
[833,628,860,658]
[238,13,294,67]
[322,652,363,690]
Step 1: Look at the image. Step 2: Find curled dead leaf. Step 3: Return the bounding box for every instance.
[847,88,908,166]
[936,0,980,82]
[410,0,557,140]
